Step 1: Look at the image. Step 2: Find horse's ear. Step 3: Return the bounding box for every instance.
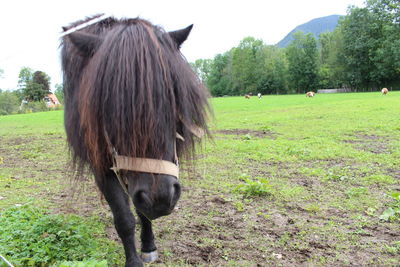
[68,32,103,56]
[169,24,193,49]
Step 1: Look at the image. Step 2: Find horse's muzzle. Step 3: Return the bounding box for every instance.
[132,176,181,220]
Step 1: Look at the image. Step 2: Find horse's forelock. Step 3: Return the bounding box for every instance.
[63,17,210,177]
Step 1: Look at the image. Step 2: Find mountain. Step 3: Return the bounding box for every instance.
[276,15,342,48]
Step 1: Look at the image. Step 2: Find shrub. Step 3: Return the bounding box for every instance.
[0,91,19,115]
[20,101,49,113]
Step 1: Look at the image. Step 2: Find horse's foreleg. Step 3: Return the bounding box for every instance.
[137,211,158,263]
[99,173,142,267]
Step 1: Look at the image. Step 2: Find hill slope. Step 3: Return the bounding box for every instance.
[277,15,341,48]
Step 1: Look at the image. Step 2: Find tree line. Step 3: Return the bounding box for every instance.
[191,0,400,96]
[0,67,63,115]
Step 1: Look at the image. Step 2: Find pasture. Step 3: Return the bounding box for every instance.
[1,91,400,266]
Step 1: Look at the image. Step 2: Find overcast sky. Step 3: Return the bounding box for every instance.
[0,0,365,90]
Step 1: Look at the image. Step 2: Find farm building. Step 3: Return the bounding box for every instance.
[44,93,61,108]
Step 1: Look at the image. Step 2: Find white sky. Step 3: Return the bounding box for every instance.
[0,0,365,90]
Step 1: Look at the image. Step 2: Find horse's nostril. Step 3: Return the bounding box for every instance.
[134,191,151,207]
[172,182,181,200]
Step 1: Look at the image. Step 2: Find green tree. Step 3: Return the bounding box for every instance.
[207,52,234,96]
[190,59,212,83]
[340,6,382,89]
[366,0,400,23]
[32,71,51,94]
[286,32,319,93]
[231,37,264,95]
[0,90,19,115]
[18,67,51,101]
[17,67,34,90]
[318,30,347,89]
[256,45,289,94]
[54,83,64,104]
[366,0,400,86]
[339,2,400,89]
[24,81,46,101]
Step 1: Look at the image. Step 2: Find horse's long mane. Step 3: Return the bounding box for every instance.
[61,16,210,183]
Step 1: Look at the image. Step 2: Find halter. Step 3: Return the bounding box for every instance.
[104,125,204,196]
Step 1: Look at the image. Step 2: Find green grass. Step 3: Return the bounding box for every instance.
[0,205,120,266]
[1,92,400,266]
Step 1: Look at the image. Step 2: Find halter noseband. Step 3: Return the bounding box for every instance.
[111,132,185,179]
[106,126,204,196]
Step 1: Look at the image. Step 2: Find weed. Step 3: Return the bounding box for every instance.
[325,167,351,182]
[379,192,400,222]
[242,134,252,140]
[233,177,274,198]
[365,207,376,216]
[346,187,368,198]
[304,203,321,214]
[384,241,400,255]
[233,200,245,212]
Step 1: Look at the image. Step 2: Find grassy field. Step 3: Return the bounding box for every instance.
[0,91,399,266]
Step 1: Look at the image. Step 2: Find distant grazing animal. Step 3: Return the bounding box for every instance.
[245,94,251,99]
[61,15,209,267]
[306,91,315,97]
[381,88,388,95]
[257,93,262,99]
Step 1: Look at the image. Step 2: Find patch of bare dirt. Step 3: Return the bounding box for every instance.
[215,129,278,139]
[386,168,400,180]
[343,132,391,154]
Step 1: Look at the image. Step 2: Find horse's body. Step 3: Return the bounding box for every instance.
[306,91,315,97]
[61,15,209,267]
[382,88,388,95]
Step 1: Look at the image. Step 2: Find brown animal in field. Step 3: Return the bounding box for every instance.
[381,88,388,95]
[306,91,315,97]
[244,94,251,99]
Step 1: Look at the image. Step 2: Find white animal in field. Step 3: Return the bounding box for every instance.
[257,93,262,99]
[306,91,315,97]
[381,88,388,95]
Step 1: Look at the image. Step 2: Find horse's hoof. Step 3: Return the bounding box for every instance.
[141,250,158,263]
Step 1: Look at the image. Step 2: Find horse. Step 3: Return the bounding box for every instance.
[61,15,209,267]
[306,91,315,97]
[381,88,388,95]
